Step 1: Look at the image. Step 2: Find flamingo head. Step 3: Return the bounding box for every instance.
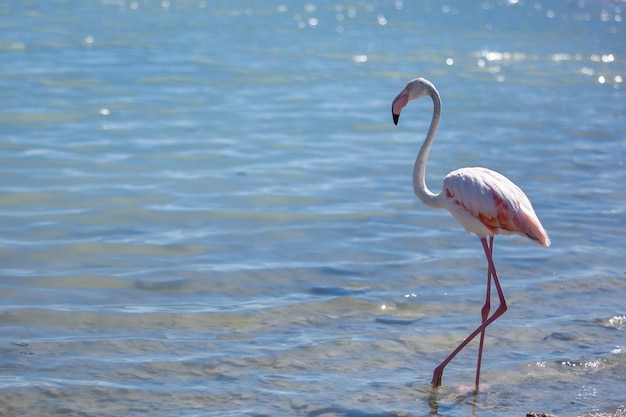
[392,77,434,125]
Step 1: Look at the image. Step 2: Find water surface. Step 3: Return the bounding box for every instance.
[0,1,625,416]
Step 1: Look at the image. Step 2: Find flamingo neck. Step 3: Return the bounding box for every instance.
[413,86,444,209]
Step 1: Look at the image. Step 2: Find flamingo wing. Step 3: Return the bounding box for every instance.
[441,168,550,246]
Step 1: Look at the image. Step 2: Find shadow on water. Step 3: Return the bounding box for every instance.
[285,383,488,417]
[428,388,480,417]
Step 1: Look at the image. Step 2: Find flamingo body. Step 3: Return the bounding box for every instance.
[391,77,549,392]
[441,167,550,246]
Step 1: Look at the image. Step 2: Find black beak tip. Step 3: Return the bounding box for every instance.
[392,113,399,125]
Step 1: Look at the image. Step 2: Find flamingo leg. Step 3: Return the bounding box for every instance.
[431,236,508,389]
[475,235,494,393]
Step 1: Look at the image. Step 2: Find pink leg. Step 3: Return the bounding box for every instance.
[431,236,508,390]
[475,235,494,393]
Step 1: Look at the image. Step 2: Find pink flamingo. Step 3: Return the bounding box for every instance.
[391,78,550,393]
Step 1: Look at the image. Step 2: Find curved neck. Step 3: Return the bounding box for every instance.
[413,86,443,208]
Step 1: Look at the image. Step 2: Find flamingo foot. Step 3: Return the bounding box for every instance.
[431,366,444,388]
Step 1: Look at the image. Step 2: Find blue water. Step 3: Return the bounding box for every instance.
[1,1,624,416]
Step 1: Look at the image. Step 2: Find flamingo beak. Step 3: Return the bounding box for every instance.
[392,87,409,125]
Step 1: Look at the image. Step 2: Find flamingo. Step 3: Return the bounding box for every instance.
[391,78,550,393]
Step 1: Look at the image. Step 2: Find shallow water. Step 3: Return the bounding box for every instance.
[0,1,625,416]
